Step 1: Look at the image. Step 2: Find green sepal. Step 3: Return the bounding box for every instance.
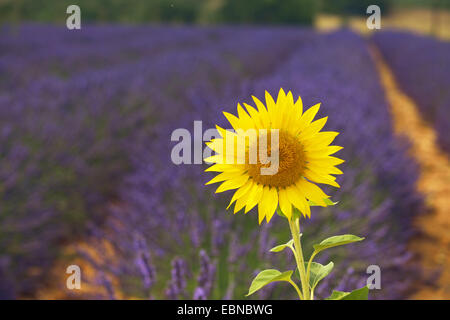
[276,207,303,220]
[308,198,339,206]
[292,207,302,220]
[276,207,286,218]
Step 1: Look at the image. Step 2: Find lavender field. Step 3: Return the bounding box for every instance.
[0,24,426,299]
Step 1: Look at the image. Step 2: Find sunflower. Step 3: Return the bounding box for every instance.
[204,89,344,224]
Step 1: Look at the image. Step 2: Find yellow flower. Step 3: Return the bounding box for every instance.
[204,89,344,224]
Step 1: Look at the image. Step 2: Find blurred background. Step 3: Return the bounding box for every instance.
[0,0,448,300]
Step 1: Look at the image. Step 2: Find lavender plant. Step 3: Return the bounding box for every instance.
[373,31,450,153]
[0,25,425,299]
[79,31,422,300]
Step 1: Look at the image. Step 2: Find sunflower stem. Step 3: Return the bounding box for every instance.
[288,217,310,300]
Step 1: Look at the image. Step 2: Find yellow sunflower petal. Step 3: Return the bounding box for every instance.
[223,111,240,130]
[205,138,224,153]
[285,91,294,106]
[204,154,224,164]
[273,89,287,128]
[308,163,343,175]
[215,174,249,193]
[304,201,311,218]
[237,103,255,130]
[205,163,243,173]
[243,103,264,129]
[308,156,345,166]
[252,95,270,127]
[296,103,321,133]
[294,95,303,116]
[245,183,264,213]
[258,186,278,224]
[226,180,253,209]
[216,125,238,139]
[285,185,309,218]
[257,187,269,224]
[304,131,339,148]
[265,90,277,115]
[306,145,343,158]
[298,116,328,140]
[234,186,254,214]
[205,170,244,185]
[296,179,329,207]
[276,88,287,105]
[278,188,292,220]
[304,169,340,188]
[265,187,278,223]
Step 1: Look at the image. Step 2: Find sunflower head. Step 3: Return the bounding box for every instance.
[205,89,344,224]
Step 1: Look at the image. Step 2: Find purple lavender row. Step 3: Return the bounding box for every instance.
[372,31,450,153]
[0,24,308,298]
[76,27,310,300]
[82,31,424,299]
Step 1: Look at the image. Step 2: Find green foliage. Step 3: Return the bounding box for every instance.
[0,0,318,25]
[269,239,294,253]
[326,285,369,300]
[220,0,317,25]
[269,210,367,300]
[246,269,294,296]
[4,0,447,25]
[313,234,365,253]
[306,261,334,292]
[258,230,366,300]
[0,0,204,24]
[320,0,392,16]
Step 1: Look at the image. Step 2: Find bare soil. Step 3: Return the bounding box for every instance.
[371,47,450,299]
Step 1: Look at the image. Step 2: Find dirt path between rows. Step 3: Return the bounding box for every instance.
[371,46,450,299]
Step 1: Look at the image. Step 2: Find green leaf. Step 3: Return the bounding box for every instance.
[343,286,369,300]
[270,233,302,253]
[313,234,365,253]
[326,285,369,300]
[308,198,338,206]
[246,269,293,296]
[326,290,349,300]
[306,262,334,291]
[270,239,294,253]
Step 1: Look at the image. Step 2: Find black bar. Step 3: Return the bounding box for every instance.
[0,300,447,318]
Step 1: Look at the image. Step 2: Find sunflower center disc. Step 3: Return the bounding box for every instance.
[245,130,305,188]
